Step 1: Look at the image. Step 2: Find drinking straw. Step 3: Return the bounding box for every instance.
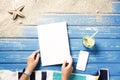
[90,30,98,38]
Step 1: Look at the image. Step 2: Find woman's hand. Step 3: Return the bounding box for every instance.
[61,57,73,80]
[25,50,40,73]
[19,50,40,80]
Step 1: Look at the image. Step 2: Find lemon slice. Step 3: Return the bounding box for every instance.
[82,36,95,48]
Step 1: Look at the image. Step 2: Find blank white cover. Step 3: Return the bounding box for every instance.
[37,22,71,66]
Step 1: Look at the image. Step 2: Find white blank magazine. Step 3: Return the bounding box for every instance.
[37,22,71,66]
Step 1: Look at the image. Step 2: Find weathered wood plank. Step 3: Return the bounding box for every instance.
[68,26,120,38]
[0,63,120,80]
[72,51,120,63]
[0,39,39,50]
[0,51,30,63]
[0,51,120,63]
[1,2,120,78]
[38,63,120,76]
[0,64,25,72]
[0,39,120,50]
[0,63,120,76]
[70,38,120,50]
[112,2,120,13]
[1,26,120,38]
[36,14,120,26]
[110,76,120,80]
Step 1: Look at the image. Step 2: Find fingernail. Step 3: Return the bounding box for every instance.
[38,53,40,57]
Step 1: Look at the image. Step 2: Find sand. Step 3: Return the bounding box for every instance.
[0,0,113,36]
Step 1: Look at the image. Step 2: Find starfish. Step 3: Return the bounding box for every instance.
[8,5,25,20]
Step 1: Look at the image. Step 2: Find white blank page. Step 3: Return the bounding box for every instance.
[37,22,71,66]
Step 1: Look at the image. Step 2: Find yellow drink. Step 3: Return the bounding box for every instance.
[82,36,95,48]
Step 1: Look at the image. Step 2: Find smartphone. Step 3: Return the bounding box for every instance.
[76,51,89,71]
[98,69,109,80]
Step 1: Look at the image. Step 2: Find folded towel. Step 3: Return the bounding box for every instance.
[0,69,109,80]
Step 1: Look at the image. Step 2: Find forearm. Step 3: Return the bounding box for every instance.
[19,73,30,80]
[62,77,68,80]
[19,67,32,80]
[62,75,69,80]
[19,50,40,80]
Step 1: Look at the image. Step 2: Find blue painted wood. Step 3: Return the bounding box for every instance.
[0,63,120,75]
[0,51,120,63]
[22,26,120,38]
[0,51,31,63]
[37,63,120,76]
[0,64,25,71]
[112,2,120,13]
[68,27,120,38]
[1,2,120,79]
[72,51,120,63]
[0,39,120,50]
[37,14,120,26]
[110,76,120,80]
[1,63,120,80]
[0,39,39,50]
[70,39,120,50]
[1,26,120,38]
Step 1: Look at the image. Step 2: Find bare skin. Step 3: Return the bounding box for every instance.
[19,50,73,80]
[19,50,40,80]
[62,57,73,80]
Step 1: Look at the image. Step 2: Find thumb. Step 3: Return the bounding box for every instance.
[62,60,67,68]
[35,54,40,62]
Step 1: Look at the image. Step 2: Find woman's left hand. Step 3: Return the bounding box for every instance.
[26,50,40,73]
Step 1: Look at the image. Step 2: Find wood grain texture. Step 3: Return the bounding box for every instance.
[0,63,120,75]
[0,2,120,80]
[112,2,120,13]
[1,26,120,38]
[0,51,120,63]
[37,14,120,26]
[0,39,120,50]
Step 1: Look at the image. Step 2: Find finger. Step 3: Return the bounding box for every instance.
[35,53,40,62]
[33,50,40,55]
[62,60,67,68]
[31,50,40,57]
[67,57,73,68]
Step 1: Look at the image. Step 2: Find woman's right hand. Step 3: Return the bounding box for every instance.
[61,57,73,80]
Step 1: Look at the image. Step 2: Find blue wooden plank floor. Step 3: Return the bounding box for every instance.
[0,2,120,80]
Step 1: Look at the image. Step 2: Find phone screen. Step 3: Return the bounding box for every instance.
[98,69,109,80]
